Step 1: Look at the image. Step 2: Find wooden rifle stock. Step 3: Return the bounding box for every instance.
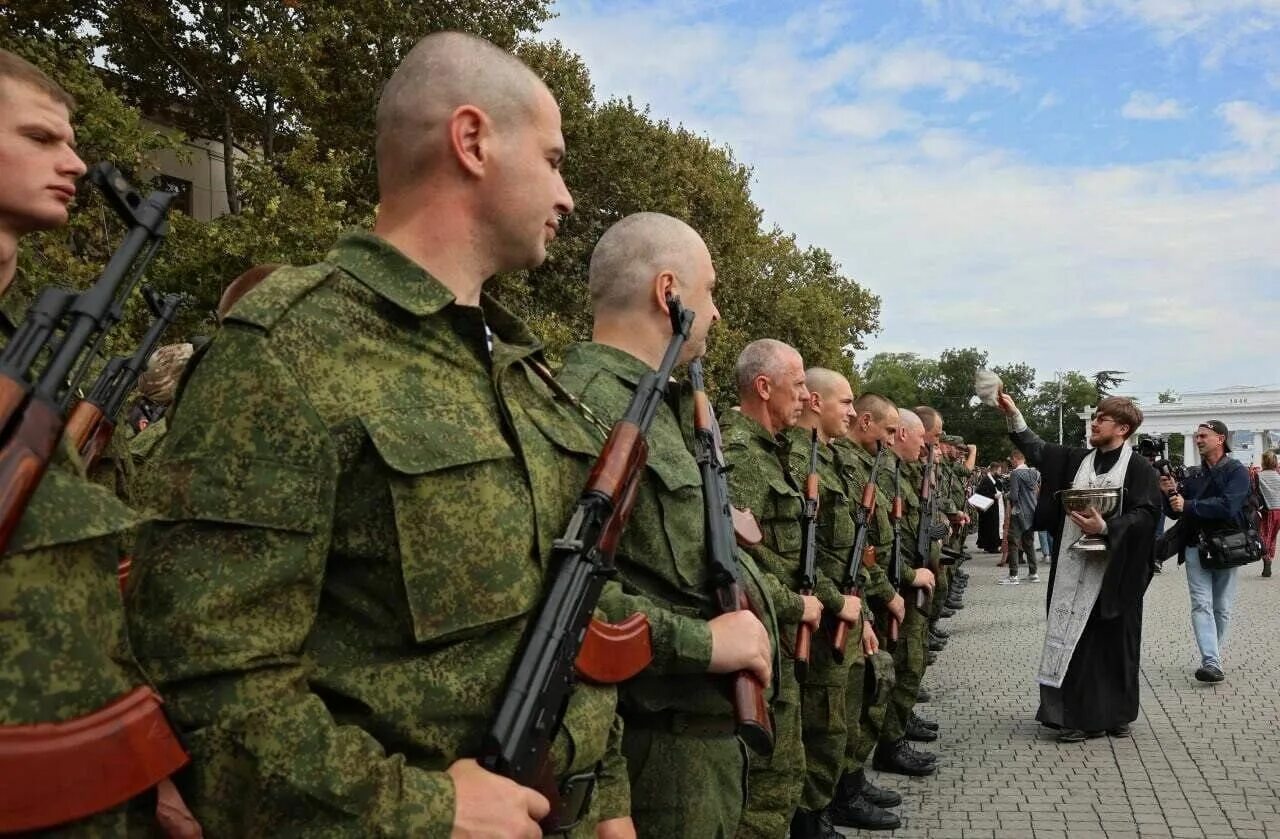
[0,398,63,554]
[689,364,773,755]
[794,445,820,681]
[575,613,652,684]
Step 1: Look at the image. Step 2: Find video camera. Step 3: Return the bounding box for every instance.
[1136,435,1164,459]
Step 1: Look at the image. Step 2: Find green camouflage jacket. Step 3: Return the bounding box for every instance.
[556,342,785,714]
[127,232,626,837]
[719,411,842,642]
[831,439,896,602]
[888,459,924,568]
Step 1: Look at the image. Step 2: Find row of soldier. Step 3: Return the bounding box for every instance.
[0,33,982,838]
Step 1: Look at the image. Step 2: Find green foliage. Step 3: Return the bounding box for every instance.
[5,6,880,407]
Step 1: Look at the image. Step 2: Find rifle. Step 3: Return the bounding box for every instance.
[913,445,937,610]
[63,288,186,468]
[793,428,820,682]
[0,164,173,555]
[689,359,773,756]
[886,458,903,641]
[482,296,693,834]
[829,441,886,662]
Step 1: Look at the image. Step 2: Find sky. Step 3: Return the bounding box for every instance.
[541,0,1280,403]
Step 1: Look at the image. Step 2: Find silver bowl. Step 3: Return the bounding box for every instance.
[1058,487,1124,552]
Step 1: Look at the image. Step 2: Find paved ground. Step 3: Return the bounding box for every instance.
[850,541,1280,838]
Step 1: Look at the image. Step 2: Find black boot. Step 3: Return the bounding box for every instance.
[916,686,932,702]
[901,741,938,764]
[926,650,938,665]
[906,715,939,742]
[911,711,939,731]
[789,807,841,838]
[873,739,937,776]
[826,795,901,831]
[1264,560,1272,578]
[931,625,951,639]
[945,596,964,610]
[927,636,946,652]
[861,773,902,808]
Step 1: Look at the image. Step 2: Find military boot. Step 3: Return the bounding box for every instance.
[836,769,903,809]
[826,794,901,831]
[873,739,937,776]
[931,625,951,639]
[901,741,938,764]
[926,650,938,665]
[906,714,939,742]
[789,807,841,838]
[928,634,947,652]
[911,711,939,731]
[916,686,932,702]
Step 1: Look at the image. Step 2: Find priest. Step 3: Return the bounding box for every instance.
[974,463,1005,554]
[994,391,1161,742]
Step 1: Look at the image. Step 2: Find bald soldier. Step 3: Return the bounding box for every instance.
[721,341,852,839]
[784,369,890,834]
[872,408,942,777]
[127,33,633,837]
[554,212,780,838]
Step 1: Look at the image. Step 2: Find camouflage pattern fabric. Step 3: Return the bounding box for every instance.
[720,409,809,839]
[876,459,932,744]
[781,427,862,812]
[126,231,626,837]
[0,450,156,835]
[556,342,786,838]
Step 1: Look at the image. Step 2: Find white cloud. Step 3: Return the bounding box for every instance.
[541,3,1280,397]
[818,102,917,140]
[862,46,1019,100]
[1035,91,1062,112]
[1121,91,1190,119]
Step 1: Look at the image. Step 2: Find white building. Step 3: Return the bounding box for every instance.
[141,120,248,222]
[1083,386,1280,466]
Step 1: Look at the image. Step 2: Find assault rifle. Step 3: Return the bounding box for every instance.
[830,441,886,662]
[0,164,173,554]
[689,358,773,756]
[64,288,186,468]
[886,458,903,640]
[482,296,693,834]
[913,445,938,610]
[793,429,820,682]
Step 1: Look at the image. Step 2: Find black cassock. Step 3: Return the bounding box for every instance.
[974,474,1002,553]
[1011,427,1162,731]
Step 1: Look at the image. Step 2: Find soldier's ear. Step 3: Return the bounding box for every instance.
[653,270,678,315]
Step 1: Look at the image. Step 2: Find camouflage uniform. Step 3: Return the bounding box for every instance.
[778,426,867,814]
[0,455,157,835]
[126,232,627,836]
[831,439,898,771]
[556,343,786,839]
[719,410,822,839]
[876,459,932,745]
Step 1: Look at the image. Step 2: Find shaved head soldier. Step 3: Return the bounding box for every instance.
[722,340,831,838]
[785,368,879,835]
[555,212,779,838]
[129,33,632,838]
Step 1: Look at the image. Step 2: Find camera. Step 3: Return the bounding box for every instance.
[1136,436,1164,459]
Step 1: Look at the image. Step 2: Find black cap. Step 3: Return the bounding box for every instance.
[1199,420,1231,452]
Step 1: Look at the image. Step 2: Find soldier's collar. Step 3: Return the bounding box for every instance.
[563,342,653,387]
[328,231,459,317]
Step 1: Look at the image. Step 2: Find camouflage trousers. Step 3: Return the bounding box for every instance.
[798,621,857,812]
[738,640,804,839]
[624,724,746,839]
[880,597,930,744]
[847,645,895,771]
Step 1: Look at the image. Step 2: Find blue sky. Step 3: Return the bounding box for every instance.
[542,0,1280,403]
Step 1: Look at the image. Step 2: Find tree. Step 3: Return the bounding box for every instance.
[1025,371,1097,446]
[1093,369,1127,397]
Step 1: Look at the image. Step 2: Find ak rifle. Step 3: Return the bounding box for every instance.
[793,429,820,681]
[690,359,773,755]
[829,441,887,662]
[913,445,938,610]
[886,458,904,641]
[481,296,693,834]
[0,163,173,555]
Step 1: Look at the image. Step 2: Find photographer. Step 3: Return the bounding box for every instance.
[1162,421,1252,683]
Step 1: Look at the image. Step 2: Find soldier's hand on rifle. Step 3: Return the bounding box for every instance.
[596,817,638,839]
[707,610,772,687]
[887,592,906,624]
[447,758,549,839]
[861,618,879,655]
[838,594,863,623]
[911,567,936,594]
[800,595,823,629]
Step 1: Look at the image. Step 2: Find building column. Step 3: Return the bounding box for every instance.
[1253,431,1267,465]
[1184,433,1198,466]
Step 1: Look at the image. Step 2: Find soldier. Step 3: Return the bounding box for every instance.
[554,212,778,838]
[0,49,195,836]
[872,408,941,777]
[126,33,632,838]
[720,340,849,839]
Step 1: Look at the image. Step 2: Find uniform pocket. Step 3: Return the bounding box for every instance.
[361,402,541,644]
[764,476,802,556]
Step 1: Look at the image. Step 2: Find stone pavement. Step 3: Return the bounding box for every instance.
[849,544,1280,838]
